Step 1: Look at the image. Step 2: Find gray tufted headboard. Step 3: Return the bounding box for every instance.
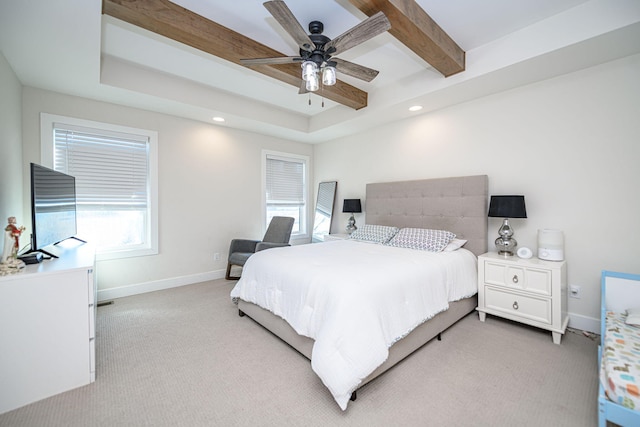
[365,175,488,257]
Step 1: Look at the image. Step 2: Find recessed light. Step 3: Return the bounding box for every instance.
[409,105,423,112]
[212,116,225,122]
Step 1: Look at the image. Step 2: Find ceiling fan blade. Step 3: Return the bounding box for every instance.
[264,1,316,52]
[240,56,301,66]
[332,58,379,82]
[325,11,390,56]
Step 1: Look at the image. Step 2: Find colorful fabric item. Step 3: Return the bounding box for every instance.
[600,311,640,411]
[349,224,399,244]
[387,228,456,252]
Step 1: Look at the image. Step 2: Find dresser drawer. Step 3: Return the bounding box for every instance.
[484,286,551,325]
[484,261,552,296]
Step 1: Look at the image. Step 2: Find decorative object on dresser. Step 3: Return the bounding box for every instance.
[1,216,26,274]
[342,198,362,234]
[487,195,527,256]
[537,229,564,261]
[477,252,568,344]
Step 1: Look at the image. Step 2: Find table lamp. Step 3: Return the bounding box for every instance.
[342,199,362,234]
[488,195,527,256]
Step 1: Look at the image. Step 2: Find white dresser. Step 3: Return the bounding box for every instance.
[0,240,96,414]
[477,252,568,344]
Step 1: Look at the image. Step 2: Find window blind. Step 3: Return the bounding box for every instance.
[53,124,149,210]
[265,156,304,205]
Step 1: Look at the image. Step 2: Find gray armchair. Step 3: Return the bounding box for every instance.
[225,216,295,280]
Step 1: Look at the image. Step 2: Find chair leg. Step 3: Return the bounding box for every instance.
[225,263,241,281]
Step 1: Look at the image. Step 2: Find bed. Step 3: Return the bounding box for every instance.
[599,270,640,427]
[230,175,488,410]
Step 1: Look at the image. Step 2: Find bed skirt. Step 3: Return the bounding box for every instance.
[237,294,478,390]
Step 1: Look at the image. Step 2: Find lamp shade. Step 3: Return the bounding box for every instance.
[342,199,362,213]
[488,195,527,218]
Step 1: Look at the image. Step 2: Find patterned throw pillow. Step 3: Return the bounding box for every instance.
[349,224,399,244]
[387,228,456,252]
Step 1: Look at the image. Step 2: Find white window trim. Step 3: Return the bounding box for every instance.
[40,113,159,260]
[262,149,310,241]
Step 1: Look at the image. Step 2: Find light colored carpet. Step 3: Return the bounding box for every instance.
[0,279,599,426]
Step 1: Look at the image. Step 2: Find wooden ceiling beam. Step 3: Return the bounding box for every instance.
[102,0,368,110]
[349,0,465,77]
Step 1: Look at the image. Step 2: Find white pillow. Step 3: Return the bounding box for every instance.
[444,238,468,252]
[387,228,456,252]
[349,224,399,244]
[626,308,640,326]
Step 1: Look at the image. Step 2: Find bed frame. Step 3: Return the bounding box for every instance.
[598,270,640,427]
[238,175,488,400]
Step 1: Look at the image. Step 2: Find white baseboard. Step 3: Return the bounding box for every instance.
[97,269,226,302]
[568,312,600,334]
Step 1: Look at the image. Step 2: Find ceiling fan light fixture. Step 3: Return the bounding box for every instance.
[322,65,336,86]
[301,60,317,82]
[306,73,320,92]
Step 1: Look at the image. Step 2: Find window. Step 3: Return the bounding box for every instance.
[41,114,158,260]
[263,151,309,238]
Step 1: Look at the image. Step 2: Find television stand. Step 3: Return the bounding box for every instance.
[26,236,88,259]
[55,236,87,245]
[22,247,58,259]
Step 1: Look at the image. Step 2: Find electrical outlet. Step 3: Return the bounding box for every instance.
[214,252,221,261]
[569,285,581,299]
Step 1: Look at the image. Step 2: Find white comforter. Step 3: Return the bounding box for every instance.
[230,239,478,410]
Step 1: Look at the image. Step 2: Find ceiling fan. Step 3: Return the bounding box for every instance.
[240,1,391,94]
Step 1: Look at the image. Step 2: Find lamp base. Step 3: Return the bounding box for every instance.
[495,236,517,256]
[494,218,518,256]
[345,215,357,234]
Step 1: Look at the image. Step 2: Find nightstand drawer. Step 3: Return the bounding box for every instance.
[484,262,552,296]
[484,287,551,324]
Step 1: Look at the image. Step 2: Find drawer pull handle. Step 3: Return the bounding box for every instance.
[512,275,519,284]
[513,301,519,310]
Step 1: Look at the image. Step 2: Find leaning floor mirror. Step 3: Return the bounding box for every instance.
[312,181,337,242]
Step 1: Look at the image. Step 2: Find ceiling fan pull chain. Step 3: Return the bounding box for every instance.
[308,93,311,106]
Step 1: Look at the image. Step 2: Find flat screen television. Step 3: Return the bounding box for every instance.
[29,163,79,257]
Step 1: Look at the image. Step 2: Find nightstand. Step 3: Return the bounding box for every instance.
[323,233,350,241]
[477,252,568,344]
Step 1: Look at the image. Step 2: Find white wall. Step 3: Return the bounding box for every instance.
[21,87,313,297]
[0,51,24,230]
[314,54,640,332]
